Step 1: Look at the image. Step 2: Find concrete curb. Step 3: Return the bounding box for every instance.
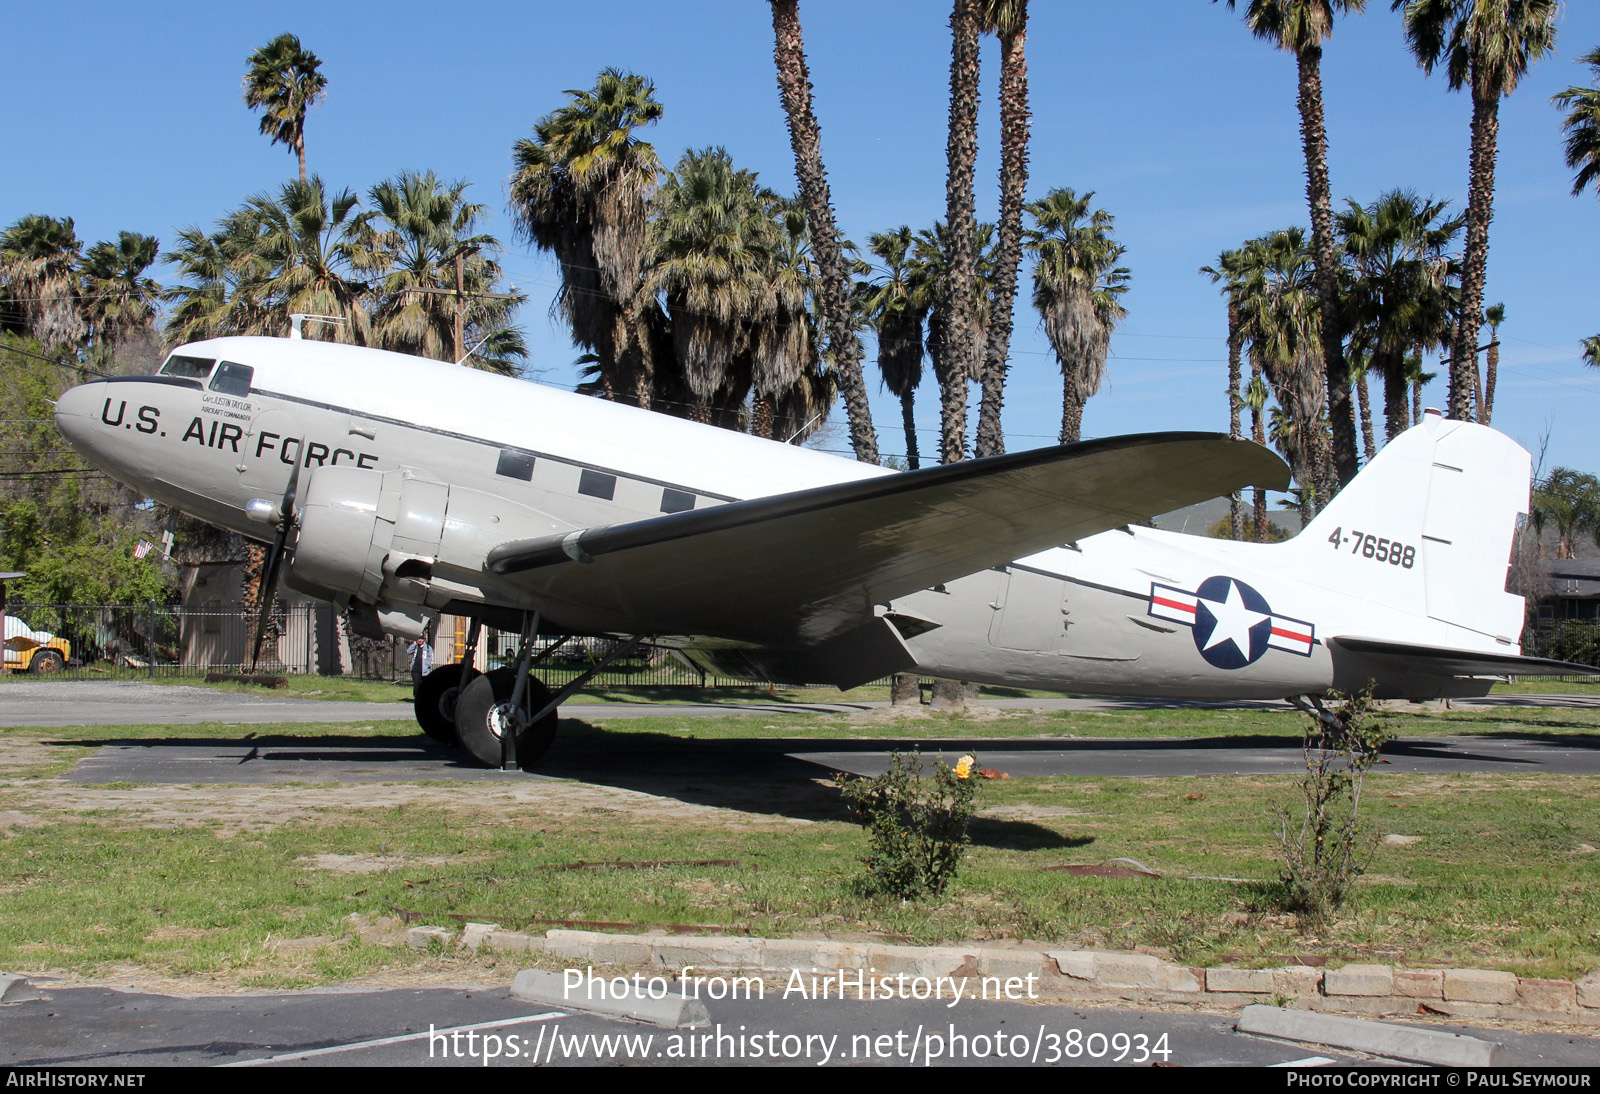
[407,923,1600,1028]
[0,974,43,1004]
[510,968,710,1029]
[1239,1004,1502,1067]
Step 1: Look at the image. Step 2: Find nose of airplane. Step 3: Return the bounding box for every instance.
[53,380,101,458]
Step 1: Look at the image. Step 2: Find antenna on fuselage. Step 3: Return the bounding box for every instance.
[287,314,348,340]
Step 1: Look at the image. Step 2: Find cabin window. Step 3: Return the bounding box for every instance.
[160,354,213,380]
[210,361,254,396]
[578,469,616,500]
[660,488,696,514]
[496,449,535,481]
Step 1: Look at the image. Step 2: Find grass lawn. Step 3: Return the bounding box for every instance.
[0,704,1596,989]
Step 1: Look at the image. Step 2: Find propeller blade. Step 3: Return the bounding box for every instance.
[249,444,305,673]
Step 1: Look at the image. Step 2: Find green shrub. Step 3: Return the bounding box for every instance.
[838,750,978,899]
[1273,689,1387,927]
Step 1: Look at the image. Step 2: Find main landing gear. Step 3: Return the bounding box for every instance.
[413,614,644,771]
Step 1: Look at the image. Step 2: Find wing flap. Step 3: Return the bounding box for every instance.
[486,433,1288,645]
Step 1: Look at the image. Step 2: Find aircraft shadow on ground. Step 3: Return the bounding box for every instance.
[56,723,1600,845]
[56,724,1088,850]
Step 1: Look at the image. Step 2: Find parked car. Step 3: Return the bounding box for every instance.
[3,616,71,674]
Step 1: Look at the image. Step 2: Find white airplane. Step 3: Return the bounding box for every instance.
[51,335,1588,768]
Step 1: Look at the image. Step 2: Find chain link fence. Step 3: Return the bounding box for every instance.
[0,602,758,688]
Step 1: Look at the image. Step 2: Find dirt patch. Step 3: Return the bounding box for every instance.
[4,777,817,836]
[299,853,466,874]
[0,737,82,776]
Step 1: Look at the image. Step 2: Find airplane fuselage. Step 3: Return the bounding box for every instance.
[55,337,1530,702]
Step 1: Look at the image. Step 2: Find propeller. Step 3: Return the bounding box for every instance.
[249,445,304,673]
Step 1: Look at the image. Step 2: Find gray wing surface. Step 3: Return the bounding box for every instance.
[485,432,1289,645]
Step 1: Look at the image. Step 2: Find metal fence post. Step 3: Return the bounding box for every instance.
[145,601,155,677]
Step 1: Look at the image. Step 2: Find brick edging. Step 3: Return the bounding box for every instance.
[402,923,1600,1026]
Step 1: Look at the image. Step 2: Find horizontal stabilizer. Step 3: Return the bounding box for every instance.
[485,432,1287,646]
[1330,636,1598,679]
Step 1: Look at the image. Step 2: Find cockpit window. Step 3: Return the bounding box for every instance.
[210,361,254,397]
[160,354,214,380]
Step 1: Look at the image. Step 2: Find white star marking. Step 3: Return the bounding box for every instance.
[1201,580,1269,658]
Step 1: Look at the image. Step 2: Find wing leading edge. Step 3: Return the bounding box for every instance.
[485,432,1290,646]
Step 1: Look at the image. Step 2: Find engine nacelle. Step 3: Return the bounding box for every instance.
[284,466,563,640]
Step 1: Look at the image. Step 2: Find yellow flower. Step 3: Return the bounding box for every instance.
[953,755,974,780]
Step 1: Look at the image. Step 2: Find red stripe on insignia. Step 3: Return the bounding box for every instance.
[1152,596,1196,615]
[1271,626,1310,641]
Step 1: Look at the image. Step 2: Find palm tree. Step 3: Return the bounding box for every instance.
[748,195,818,439]
[242,33,327,183]
[1581,335,1600,369]
[938,0,983,465]
[80,231,162,353]
[165,179,371,347]
[0,214,84,348]
[244,177,372,343]
[1554,47,1600,200]
[916,220,997,423]
[1241,374,1272,539]
[163,220,250,345]
[1532,468,1600,559]
[768,0,879,463]
[860,226,932,468]
[1393,0,1557,422]
[973,0,1030,458]
[363,171,526,374]
[1201,247,1249,538]
[1025,188,1129,445]
[1223,0,1367,490]
[509,68,663,408]
[1336,189,1462,442]
[1234,227,1330,522]
[647,148,783,423]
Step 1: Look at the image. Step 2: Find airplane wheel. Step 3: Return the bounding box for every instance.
[414,663,466,746]
[454,668,558,770]
[29,650,65,675]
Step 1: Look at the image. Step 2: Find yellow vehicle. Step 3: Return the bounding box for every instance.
[3,616,70,674]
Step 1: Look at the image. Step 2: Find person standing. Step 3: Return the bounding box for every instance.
[409,634,433,693]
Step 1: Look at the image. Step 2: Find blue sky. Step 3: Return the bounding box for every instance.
[4,1,1596,475]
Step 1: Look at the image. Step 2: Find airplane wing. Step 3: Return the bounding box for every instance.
[484,432,1288,650]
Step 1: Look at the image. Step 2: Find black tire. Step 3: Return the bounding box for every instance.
[28,649,65,675]
[454,667,558,770]
[413,663,467,745]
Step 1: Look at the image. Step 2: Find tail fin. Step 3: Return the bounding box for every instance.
[1292,411,1530,646]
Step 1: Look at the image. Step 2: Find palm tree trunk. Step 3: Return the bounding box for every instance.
[1357,369,1375,461]
[752,393,776,439]
[939,0,981,465]
[769,0,879,465]
[900,388,920,470]
[974,17,1029,460]
[1452,66,1499,424]
[1059,389,1084,446]
[1295,46,1357,494]
[1382,352,1409,442]
[1483,335,1499,424]
[1252,355,1268,543]
[1227,294,1243,540]
[296,136,307,184]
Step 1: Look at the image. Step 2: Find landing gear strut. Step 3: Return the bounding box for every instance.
[450,615,645,771]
